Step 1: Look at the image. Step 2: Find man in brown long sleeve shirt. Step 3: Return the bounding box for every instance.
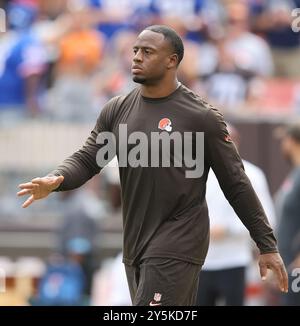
[18,25,288,305]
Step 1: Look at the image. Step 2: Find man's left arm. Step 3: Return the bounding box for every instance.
[204,107,288,292]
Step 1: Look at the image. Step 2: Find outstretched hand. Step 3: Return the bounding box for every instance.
[17,175,64,208]
[259,252,288,293]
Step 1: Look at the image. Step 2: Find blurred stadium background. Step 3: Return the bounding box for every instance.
[0,0,300,306]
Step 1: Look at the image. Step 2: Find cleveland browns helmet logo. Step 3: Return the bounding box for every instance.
[158,118,172,132]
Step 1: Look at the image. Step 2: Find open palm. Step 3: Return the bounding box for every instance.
[17,175,64,208]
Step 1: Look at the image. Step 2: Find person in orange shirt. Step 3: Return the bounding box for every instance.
[57,8,105,76]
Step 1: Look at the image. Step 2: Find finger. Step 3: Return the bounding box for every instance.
[31,177,42,184]
[272,264,284,292]
[19,183,39,192]
[259,263,268,281]
[22,195,35,208]
[280,265,289,293]
[18,183,36,189]
[17,189,32,197]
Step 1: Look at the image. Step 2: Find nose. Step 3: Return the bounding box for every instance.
[133,49,143,63]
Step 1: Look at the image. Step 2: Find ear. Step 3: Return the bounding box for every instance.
[166,54,179,69]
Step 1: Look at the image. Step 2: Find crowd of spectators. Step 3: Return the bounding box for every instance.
[1,0,300,123]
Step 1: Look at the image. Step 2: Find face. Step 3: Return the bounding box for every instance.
[131,30,177,85]
[226,2,249,33]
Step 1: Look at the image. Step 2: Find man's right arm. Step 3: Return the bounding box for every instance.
[18,97,120,207]
[51,96,121,191]
[50,116,103,191]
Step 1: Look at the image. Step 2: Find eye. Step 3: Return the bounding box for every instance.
[144,49,151,54]
[133,48,138,54]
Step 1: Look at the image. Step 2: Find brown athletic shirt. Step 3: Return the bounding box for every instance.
[51,84,278,265]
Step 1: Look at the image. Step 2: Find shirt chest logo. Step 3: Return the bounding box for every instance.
[158,118,172,132]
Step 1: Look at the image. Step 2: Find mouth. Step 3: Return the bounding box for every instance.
[131,65,143,74]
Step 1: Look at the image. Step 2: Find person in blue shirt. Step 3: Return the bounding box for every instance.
[0,1,47,120]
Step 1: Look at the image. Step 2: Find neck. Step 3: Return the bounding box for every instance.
[140,77,179,98]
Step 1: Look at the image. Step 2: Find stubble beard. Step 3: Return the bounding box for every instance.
[132,75,147,84]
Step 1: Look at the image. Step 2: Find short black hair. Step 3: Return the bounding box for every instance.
[144,25,184,65]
